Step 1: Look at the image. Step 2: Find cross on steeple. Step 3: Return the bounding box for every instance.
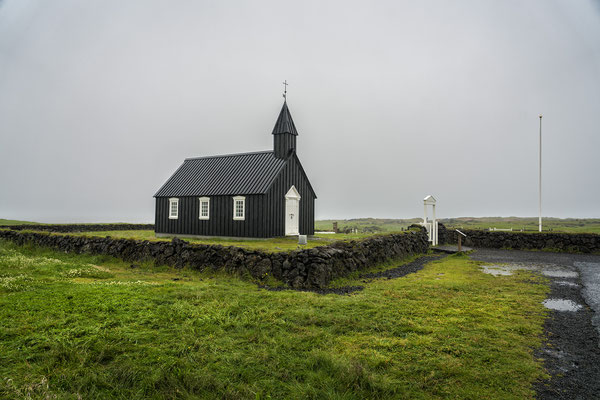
[282,80,288,100]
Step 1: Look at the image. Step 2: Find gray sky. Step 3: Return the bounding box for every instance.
[1,0,599,223]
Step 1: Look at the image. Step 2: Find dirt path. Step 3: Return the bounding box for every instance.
[470,249,600,399]
[360,253,446,280]
[263,254,447,295]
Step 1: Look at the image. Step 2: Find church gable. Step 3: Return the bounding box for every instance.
[285,185,301,200]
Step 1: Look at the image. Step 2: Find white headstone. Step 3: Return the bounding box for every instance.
[298,235,307,245]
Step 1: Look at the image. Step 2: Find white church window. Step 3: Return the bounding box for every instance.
[199,197,210,220]
[169,198,179,219]
[233,196,245,220]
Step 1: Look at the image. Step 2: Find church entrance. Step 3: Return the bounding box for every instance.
[285,186,301,236]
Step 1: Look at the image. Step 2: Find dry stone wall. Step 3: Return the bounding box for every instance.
[444,229,600,253]
[3,224,154,233]
[0,229,429,288]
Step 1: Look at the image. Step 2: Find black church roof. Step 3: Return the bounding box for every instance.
[154,151,286,197]
[155,101,313,198]
[271,101,298,136]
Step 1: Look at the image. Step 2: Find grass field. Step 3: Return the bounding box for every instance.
[60,230,377,252]
[0,219,38,226]
[442,217,600,233]
[0,240,549,399]
[315,218,420,233]
[4,216,599,234]
[317,217,600,234]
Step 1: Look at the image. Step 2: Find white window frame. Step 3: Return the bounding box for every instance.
[199,197,210,220]
[168,198,179,219]
[233,196,245,221]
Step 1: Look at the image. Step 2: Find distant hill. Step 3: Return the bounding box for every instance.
[315,218,422,233]
[0,219,39,226]
[3,217,598,233]
[316,217,600,234]
[441,217,600,233]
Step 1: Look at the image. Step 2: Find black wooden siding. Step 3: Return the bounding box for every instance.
[155,194,268,238]
[155,154,315,237]
[264,154,315,236]
[274,133,296,159]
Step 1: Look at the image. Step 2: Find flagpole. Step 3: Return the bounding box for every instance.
[539,114,542,232]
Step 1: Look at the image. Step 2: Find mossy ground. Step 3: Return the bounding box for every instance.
[52,230,388,252]
[0,241,549,399]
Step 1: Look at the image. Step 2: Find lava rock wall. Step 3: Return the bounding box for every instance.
[2,224,155,232]
[0,229,429,288]
[444,229,600,253]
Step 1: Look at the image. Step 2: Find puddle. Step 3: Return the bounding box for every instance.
[481,264,578,279]
[554,281,580,288]
[481,265,515,276]
[542,348,567,359]
[543,299,583,312]
[542,270,579,279]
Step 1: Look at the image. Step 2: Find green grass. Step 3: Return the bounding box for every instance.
[0,219,38,226]
[3,216,599,233]
[34,230,385,253]
[442,217,600,234]
[0,241,549,399]
[326,254,426,288]
[316,218,421,233]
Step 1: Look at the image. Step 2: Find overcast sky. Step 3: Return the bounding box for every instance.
[1,0,599,223]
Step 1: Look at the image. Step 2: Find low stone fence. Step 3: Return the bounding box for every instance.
[2,224,154,233]
[0,229,429,288]
[444,229,600,253]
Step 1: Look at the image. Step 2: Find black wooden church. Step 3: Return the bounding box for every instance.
[154,100,316,238]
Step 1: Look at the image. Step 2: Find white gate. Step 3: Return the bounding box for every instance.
[285,186,301,236]
[421,195,438,246]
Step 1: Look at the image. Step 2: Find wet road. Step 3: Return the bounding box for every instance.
[469,249,600,399]
[574,261,600,336]
[471,249,600,342]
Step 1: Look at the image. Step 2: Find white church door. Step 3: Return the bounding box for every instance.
[285,186,301,236]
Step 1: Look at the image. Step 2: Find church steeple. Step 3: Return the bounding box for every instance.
[272,101,298,159]
[272,101,298,136]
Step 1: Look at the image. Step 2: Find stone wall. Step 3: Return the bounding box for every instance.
[2,224,154,233]
[0,229,429,288]
[444,229,600,253]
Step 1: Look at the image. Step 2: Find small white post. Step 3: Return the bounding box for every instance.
[432,204,437,245]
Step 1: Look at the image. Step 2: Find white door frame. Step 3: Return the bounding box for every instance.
[285,185,301,236]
